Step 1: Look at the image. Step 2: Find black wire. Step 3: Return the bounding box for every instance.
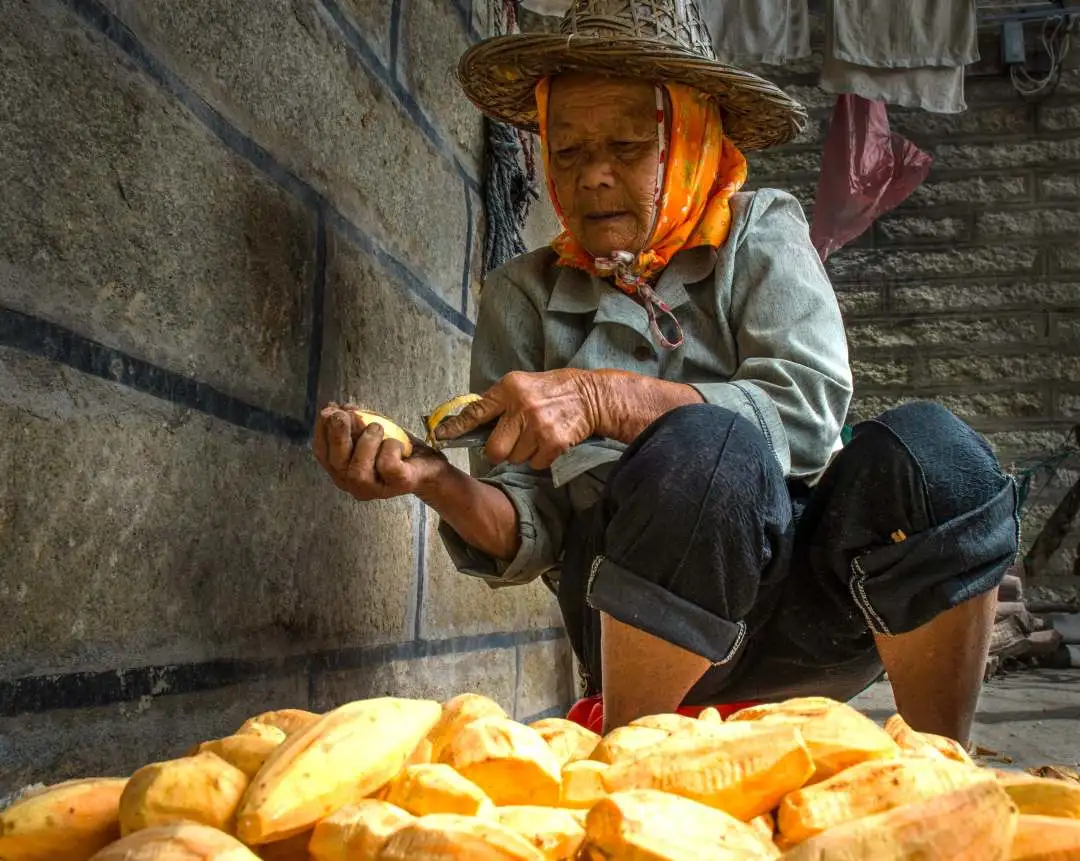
[1012,438,1080,512]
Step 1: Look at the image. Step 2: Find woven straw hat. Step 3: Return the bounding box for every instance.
[457,0,807,151]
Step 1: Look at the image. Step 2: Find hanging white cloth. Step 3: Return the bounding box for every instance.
[699,0,812,65]
[519,0,573,16]
[820,0,979,114]
[831,0,978,68]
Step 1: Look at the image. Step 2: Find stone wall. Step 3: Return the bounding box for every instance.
[0,0,571,789]
[743,26,1080,599]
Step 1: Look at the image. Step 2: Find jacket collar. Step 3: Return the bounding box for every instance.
[545,245,717,349]
[546,245,717,315]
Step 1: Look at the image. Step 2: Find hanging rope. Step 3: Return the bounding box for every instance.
[481,0,539,275]
[484,118,538,274]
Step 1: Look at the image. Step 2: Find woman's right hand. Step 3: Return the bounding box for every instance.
[313,404,448,501]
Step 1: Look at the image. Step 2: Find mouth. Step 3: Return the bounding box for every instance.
[584,211,630,223]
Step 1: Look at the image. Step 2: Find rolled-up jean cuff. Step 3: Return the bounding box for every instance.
[848,475,1020,636]
[584,555,747,665]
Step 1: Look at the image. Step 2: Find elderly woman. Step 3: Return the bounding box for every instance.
[314,0,1019,741]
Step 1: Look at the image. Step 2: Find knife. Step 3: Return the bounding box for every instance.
[420,416,496,450]
[420,416,605,451]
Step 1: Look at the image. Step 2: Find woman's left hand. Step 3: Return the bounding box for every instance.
[434,369,602,470]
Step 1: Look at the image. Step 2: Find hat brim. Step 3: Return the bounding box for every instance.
[457,34,807,151]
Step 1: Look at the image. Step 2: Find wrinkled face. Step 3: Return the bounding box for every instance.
[546,74,660,258]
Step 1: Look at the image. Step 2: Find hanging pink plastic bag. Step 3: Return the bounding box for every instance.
[810,94,933,262]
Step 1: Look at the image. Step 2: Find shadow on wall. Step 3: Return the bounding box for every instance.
[0,0,571,788]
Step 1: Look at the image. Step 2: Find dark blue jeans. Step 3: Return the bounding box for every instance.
[556,402,1020,705]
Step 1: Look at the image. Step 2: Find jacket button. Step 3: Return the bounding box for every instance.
[633,345,653,361]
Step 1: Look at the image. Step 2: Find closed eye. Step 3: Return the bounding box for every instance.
[612,140,653,157]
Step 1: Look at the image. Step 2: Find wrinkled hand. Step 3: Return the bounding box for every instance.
[434,370,601,470]
[313,403,447,501]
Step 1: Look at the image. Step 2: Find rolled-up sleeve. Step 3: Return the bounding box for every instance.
[437,259,572,587]
[694,190,853,479]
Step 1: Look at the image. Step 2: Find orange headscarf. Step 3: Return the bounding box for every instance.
[535,78,748,347]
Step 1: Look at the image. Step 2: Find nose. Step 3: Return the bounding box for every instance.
[578,150,616,191]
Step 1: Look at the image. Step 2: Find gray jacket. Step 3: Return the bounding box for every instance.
[439,188,853,587]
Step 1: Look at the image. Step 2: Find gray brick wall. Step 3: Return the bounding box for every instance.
[744,26,1080,599]
[0,0,572,789]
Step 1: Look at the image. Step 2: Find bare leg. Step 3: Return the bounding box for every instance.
[600,612,711,734]
[873,588,998,745]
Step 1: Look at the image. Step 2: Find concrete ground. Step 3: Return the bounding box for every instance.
[849,668,1080,771]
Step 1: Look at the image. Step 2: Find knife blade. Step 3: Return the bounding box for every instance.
[420,417,496,450]
[420,416,605,451]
